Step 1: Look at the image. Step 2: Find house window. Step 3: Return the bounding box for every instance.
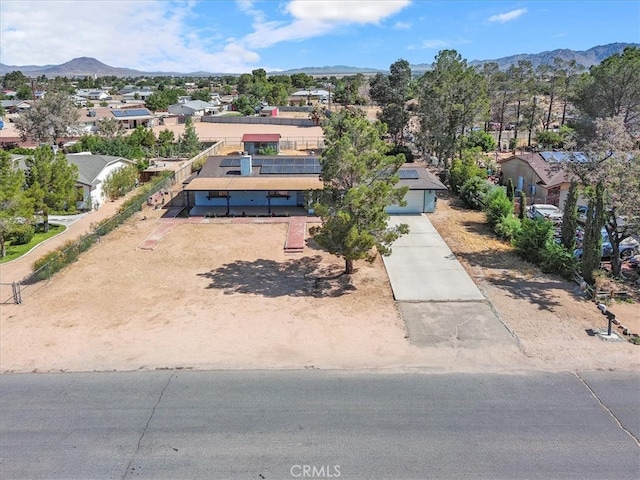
[207,191,229,198]
[268,190,290,198]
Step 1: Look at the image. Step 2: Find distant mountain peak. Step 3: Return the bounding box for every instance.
[1,43,637,78]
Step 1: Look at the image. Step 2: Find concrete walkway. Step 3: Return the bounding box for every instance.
[383,215,485,302]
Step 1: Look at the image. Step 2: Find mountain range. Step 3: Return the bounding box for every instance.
[1,43,637,78]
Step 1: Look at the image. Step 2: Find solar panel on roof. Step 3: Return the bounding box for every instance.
[399,169,419,179]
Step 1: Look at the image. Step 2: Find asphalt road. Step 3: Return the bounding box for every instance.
[1,370,638,480]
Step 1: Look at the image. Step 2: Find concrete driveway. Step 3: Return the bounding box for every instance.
[383,215,485,302]
[382,215,520,352]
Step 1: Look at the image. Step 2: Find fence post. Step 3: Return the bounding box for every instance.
[12,282,22,304]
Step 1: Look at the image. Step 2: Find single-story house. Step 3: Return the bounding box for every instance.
[111,107,156,129]
[66,153,137,209]
[242,133,281,155]
[167,100,217,116]
[181,155,447,216]
[11,153,135,210]
[290,89,331,104]
[498,151,588,210]
[386,167,447,214]
[1,99,31,112]
[121,90,154,102]
[75,89,110,101]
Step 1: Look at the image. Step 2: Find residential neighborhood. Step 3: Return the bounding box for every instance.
[0,22,639,479]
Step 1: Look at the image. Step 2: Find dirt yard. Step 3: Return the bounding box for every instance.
[429,192,640,371]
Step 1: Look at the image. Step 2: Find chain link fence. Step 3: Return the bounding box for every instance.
[2,175,174,305]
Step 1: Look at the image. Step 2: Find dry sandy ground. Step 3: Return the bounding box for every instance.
[1,118,637,374]
[1,206,524,374]
[429,193,640,372]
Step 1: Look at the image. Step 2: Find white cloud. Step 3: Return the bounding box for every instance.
[488,8,527,23]
[393,21,412,30]
[0,0,411,73]
[242,0,411,49]
[417,39,449,49]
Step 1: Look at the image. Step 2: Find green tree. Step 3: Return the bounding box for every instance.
[506,178,515,201]
[560,180,579,250]
[448,147,485,193]
[416,50,486,167]
[0,151,33,257]
[101,165,139,200]
[179,116,201,157]
[191,89,212,102]
[25,146,79,231]
[370,60,413,144]
[97,117,125,139]
[233,94,259,116]
[2,70,29,91]
[573,47,640,132]
[580,182,606,284]
[14,91,82,144]
[310,109,409,274]
[461,130,496,152]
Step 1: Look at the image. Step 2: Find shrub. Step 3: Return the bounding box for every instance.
[541,241,578,280]
[484,187,513,228]
[494,215,522,241]
[258,146,278,155]
[8,223,35,245]
[449,148,485,193]
[514,218,554,264]
[459,176,491,210]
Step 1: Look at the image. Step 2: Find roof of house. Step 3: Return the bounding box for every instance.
[397,166,447,190]
[65,154,135,185]
[10,153,134,186]
[241,134,281,143]
[498,151,586,188]
[111,108,154,120]
[184,156,446,193]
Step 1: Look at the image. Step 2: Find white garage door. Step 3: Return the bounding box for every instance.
[386,190,424,214]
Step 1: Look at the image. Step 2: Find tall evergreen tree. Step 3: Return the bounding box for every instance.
[310,109,409,274]
[0,151,33,257]
[561,180,579,250]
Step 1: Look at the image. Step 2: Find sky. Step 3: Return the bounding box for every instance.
[1,0,639,74]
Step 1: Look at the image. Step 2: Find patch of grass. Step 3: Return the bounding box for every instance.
[220,112,243,117]
[0,225,65,264]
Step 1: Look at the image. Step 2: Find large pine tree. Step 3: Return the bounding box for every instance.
[310,108,409,274]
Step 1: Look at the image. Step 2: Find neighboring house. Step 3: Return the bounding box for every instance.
[0,99,31,112]
[11,153,135,210]
[290,89,331,104]
[75,89,110,101]
[111,108,156,129]
[498,151,589,210]
[121,90,154,102]
[167,100,217,116]
[66,153,137,209]
[242,133,281,155]
[181,155,446,216]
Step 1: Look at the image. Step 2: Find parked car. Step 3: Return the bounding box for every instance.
[573,229,639,260]
[528,204,563,224]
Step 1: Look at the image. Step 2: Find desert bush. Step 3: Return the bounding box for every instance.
[460,176,492,210]
[484,187,513,227]
[540,241,577,280]
[494,215,522,241]
[514,218,554,264]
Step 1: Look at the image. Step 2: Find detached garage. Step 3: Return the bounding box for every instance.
[386,167,447,214]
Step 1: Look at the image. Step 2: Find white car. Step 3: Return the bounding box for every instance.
[527,204,563,224]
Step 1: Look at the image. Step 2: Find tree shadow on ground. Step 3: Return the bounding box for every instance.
[462,219,493,236]
[485,271,565,312]
[456,248,527,272]
[198,255,356,298]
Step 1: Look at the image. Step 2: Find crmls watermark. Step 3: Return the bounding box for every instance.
[290,464,341,478]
